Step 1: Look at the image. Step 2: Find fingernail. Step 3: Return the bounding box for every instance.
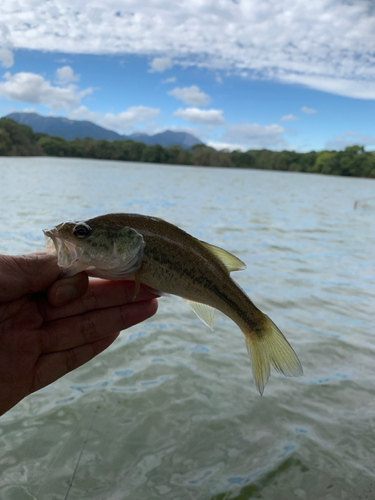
[54,284,78,305]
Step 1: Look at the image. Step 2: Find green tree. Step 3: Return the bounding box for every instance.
[192,147,232,167]
[248,149,278,170]
[38,136,70,157]
[141,144,168,163]
[338,146,368,176]
[0,118,43,156]
[166,145,192,165]
[0,128,12,155]
[111,140,132,161]
[68,139,88,158]
[113,140,147,162]
[312,151,338,175]
[274,150,299,171]
[94,140,115,159]
[230,150,255,169]
[296,151,318,173]
[191,143,206,151]
[74,137,97,158]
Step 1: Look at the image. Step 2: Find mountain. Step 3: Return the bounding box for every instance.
[130,130,201,149]
[5,112,203,148]
[7,112,121,141]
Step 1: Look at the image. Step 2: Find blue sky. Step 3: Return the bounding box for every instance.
[1,0,375,152]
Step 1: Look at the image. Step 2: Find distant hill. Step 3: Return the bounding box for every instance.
[130,130,202,148]
[6,112,203,148]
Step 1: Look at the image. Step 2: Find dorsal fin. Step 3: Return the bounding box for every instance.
[199,241,246,273]
[184,299,215,330]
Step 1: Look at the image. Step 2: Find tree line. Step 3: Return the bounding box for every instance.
[1,117,374,178]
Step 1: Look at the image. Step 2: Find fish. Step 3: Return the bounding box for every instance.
[43,213,302,394]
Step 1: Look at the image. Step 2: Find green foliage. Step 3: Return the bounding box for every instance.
[141,144,168,164]
[191,143,206,151]
[246,149,277,170]
[192,147,232,168]
[111,140,147,161]
[312,146,375,176]
[165,145,192,165]
[0,128,12,155]
[66,138,87,158]
[93,139,114,160]
[38,136,70,157]
[1,117,375,178]
[314,151,339,175]
[230,150,255,169]
[0,118,43,156]
[293,151,318,172]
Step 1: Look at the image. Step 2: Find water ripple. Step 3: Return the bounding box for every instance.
[0,159,374,500]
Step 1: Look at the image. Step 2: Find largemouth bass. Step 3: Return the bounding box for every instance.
[44,213,302,394]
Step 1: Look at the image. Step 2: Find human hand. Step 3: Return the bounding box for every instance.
[0,253,158,416]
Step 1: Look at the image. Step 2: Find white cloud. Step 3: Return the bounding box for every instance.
[0,22,14,68]
[168,86,211,106]
[173,107,225,126]
[0,71,92,110]
[301,106,317,114]
[223,123,286,150]
[208,141,245,152]
[281,72,375,100]
[325,131,375,150]
[281,114,299,122]
[68,105,160,134]
[55,66,80,84]
[162,77,176,84]
[0,48,14,68]
[149,57,173,72]
[2,1,375,99]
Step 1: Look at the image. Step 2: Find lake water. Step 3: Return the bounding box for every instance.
[0,156,374,500]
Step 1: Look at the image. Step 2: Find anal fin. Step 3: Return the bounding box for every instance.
[184,299,215,330]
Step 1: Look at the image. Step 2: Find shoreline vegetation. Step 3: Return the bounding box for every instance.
[1,117,374,178]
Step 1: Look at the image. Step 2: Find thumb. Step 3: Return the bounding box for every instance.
[0,253,61,302]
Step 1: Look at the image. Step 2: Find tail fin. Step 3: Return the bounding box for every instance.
[243,314,303,395]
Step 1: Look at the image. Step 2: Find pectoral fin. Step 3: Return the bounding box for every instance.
[200,241,246,273]
[184,299,215,329]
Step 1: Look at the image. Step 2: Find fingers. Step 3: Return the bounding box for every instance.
[32,332,121,393]
[47,272,89,307]
[32,298,158,393]
[0,253,60,302]
[43,279,160,322]
[41,298,158,353]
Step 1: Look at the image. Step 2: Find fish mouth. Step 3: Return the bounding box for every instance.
[43,227,79,272]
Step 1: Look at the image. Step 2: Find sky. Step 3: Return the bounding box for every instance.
[1,0,375,152]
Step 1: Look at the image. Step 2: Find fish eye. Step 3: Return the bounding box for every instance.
[73,223,92,239]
